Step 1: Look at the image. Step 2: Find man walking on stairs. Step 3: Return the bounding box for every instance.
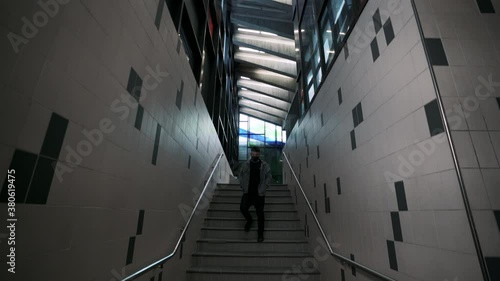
[238,146,272,242]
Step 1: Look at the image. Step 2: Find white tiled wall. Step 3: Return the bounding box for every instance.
[415,0,500,277]
[0,1,231,280]
[283,0,495,280]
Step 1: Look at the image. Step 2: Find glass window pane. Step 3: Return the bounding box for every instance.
[239,121,247,132]
[249,117,265,134]
[239,146,248,160]
[300,1,322,103]
[248,135,265,147]
[239,136,248,146]
[240,114,248,121]
[265,123,276,143]
[282,130,287,143]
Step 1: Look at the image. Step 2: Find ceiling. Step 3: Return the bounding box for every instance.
[228,0,296,126]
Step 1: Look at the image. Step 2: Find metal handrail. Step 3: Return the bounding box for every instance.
[282,152,396,281]
[122,153,225,281]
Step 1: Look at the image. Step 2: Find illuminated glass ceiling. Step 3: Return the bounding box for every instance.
[228,0,296,126]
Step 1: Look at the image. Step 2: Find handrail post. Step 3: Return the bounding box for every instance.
[281,152,396,281]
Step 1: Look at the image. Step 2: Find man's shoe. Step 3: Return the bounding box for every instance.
[244,220,253,232]
[257,234,264,242]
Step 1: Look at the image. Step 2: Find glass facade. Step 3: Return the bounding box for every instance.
[287,0,368,132]
[238,114,287,183]
[300,1,322,103]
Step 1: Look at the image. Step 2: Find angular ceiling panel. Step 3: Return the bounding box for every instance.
[230,0,296,126]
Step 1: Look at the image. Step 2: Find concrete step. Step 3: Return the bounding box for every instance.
[196,238,310,253]
[211,194,293,203]
[217,184,289,190]
[186,265,320,281]
[209,201,296,211]
[207,209,298,219]
[214,189,291,196]
[201,227,304,240]
[191,251,315,268]
[204,217,301,228]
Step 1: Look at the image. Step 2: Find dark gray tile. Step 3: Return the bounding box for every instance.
[152,124,161,165]
[350,254,356,276]
[133,76,143,101]
[188,155,191,169]
[391,212,403,242]
[494,210,500,232]
[154,0,165,29]
[337,177,341,195]
[357,102,363,124]
[127,68,142,101]
[150,277,155,281]
[486,257,500,280]
[158,272,163,281]
[384,18,395,45]
[350,130,356,150]
[352,102,364,128]
[0,150,37,203]
[326,197,330,213]
[25,156,57,204]
[424,99,445,136]
[344,44,349,60]
[321,113,324,127]
[323,183,327,198]
[476,0,495,13]
[40,113,68,159]
[317,145,320,159]
[373,9,382,33]
[352,106,359,127]
[496,97,500,110]
[306,156,309,168]
[371,38,380,62]
[425,38,449,66]
[341,269,345,281]
[126,236,136,265]
[395,181,408,211]
[137,210,145,235]
[387,240,398,270]
[127,68,138,94]
[176,90,183,110]
[135,105,144,130]
[315,200,318,213]
[338,88,343,105]
[313,174,316,187]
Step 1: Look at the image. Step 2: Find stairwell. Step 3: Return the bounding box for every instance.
[186,183,321,281]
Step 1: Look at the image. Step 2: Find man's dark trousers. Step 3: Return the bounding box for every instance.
[240,193,265,235]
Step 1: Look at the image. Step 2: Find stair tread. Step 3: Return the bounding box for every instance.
[187,265,320,274]
[213,194,292,197]
[202,227,302,231]
[211,201,294,204]
[198,238,308,243]
[209,209,297,212]
[205,217,299,221]
[192,251,313,257]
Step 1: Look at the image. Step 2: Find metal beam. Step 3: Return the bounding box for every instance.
[239,107,284,126]
[239,99,288,119]
[238,93,289,113]
[237,67,296,92]
[237,80,293,102]
[234,52,296,78]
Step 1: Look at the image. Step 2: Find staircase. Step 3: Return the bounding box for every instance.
[186,183,321,281]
